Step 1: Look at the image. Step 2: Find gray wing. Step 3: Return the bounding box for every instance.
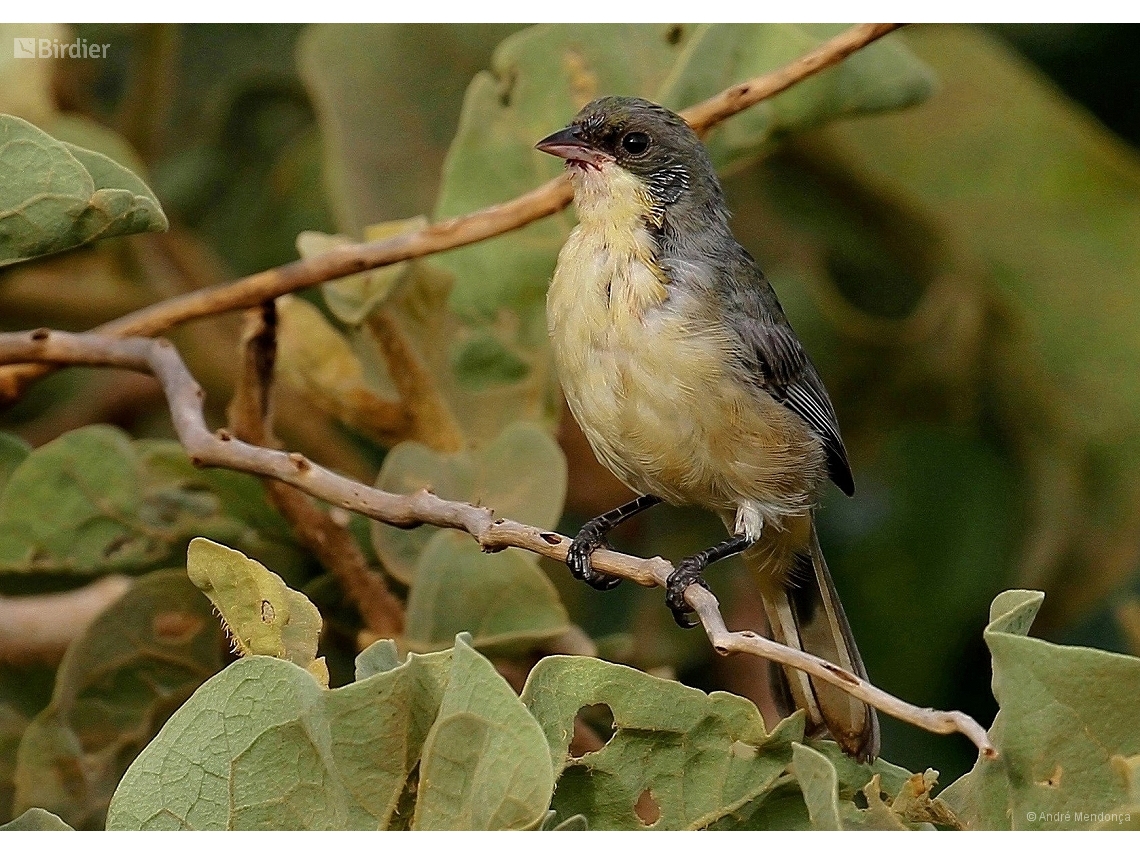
[744,322,854,496]
[712,252,854,496]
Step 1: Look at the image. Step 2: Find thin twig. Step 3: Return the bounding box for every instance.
[227,306,405,638]
[0,22,905,404]
[0,329,996,760]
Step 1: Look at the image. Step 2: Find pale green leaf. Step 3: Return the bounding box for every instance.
[943,590,1140,829]
[186,538,325,683]
[0,426,303,577]
[107,637,551,830]
[0,807,73,831]
[413,638,553,829]
[0,433,30,494]
[0,114,167,265]
[372,420,566,584]
[405,530,569,653]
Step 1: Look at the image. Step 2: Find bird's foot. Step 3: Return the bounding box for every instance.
[567,524,621,591]
[666,556,711,628]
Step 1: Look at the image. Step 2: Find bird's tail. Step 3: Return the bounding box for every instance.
[742,512,880,762]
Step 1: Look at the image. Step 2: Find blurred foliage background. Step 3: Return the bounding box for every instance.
[1,22,1139,827]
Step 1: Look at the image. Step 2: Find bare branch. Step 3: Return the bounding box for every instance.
[683,23,904,133]
[0,328,996,760]
[0,22,906,404]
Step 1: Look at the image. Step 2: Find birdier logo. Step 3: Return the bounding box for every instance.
[12,37,109,59]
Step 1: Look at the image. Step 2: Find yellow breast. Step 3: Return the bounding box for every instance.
[546,163,822,520]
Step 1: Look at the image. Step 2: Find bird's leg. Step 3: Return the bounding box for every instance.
[666,533,756,628]
[568,495,663,590]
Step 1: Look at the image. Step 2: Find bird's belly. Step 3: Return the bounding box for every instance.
[547,234,819,518]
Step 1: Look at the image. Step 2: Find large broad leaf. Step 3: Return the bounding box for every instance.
[404,530,569,654]
[0,426,306,579]
[434,23,932,323]
[11,569,224,830]
[106,636,553,830]
[371,420,567,584]
[520,655,913,830]
[942,590,1140,829]
[0,114,167,265]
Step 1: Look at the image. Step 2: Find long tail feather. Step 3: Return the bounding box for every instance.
[744,514,880,761]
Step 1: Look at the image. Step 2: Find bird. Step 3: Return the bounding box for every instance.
[535,95,879,761]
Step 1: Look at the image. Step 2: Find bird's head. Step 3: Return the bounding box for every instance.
[536,96,724,231]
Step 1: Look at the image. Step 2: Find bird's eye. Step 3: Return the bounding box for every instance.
[621,131,650,154]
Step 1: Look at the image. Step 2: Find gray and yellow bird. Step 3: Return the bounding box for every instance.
[537,95,879,760]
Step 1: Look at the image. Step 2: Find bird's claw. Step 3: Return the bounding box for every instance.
[567,527,622,591]
[666,557,710,628]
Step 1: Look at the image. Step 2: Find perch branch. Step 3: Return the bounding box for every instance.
[0,22,905,404]
[0,328,996,760]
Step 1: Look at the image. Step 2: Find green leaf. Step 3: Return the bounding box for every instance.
[0,663,54,825]
[0,433,30,494]
[405,530,569,653]
[521,655,803,830]
[451,330,531,389]
[791,743,843,830]
[107,637,552,830]
[818,26,1140,629]
[0,426,303,577]
[413,638,554,829]
[186,538,326,684]
[11,569,224,829]
[656,23,934,174]
[0,807,73,831]
[371,420,567,584]
[942,589,1140,829]
[0,114,168,265]
[0,425,186,573]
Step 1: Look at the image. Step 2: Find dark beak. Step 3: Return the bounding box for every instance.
[535,126,609,167]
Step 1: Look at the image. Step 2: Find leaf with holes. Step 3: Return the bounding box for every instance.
[371,420,566,584]
[943,590,1140,829]
[521,655,800,829]
[11,569,223,830]
[186,538,326,684]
